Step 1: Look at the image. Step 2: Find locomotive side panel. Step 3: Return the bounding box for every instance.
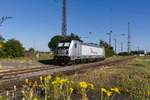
[68,40,81,60]
[81,44,105,59]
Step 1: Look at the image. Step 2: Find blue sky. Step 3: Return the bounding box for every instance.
[0,0,150,52]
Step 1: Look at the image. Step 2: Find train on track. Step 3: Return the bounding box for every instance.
[54,40,105,64]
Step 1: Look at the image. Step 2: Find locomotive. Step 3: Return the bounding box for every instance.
[55,40,105,64]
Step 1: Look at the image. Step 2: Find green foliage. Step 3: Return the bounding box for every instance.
[0,35,5,41]
[99,40,115,57]
[118,52,130,56]
[48,33,81,51]
[1,39,24,58]
[0,35,5,57]
[28,48,35,53]
[48,35,64,51]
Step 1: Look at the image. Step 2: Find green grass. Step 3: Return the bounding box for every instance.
[1,56,150,100]
[66,56,150,100]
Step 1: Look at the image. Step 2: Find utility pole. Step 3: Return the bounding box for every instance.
[128,22,131,53]
[107,30,112,47]
[121,41,123,52]
[107,30,112,56]
[61,0,67,36]
[121,33,126,52]
[114,39,117,53]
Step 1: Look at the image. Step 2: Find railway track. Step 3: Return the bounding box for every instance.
[0,56,135,95]
[0,65,59,79]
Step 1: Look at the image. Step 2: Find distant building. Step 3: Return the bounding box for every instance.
[147,52,150,56]
[131,50,147,56]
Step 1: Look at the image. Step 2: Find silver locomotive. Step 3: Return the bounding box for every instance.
[55,40,105,64]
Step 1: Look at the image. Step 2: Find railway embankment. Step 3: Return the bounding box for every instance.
[0,56,135,94]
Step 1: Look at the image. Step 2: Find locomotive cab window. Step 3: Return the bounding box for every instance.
[58,43,64,47]
[58,42,70,49]
[64,42,70,47]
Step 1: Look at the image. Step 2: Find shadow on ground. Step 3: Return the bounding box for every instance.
[38,59,56,65]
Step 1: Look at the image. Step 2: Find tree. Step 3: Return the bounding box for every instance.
[0,41,4,57]
[28,48,35,53]
[0,35,5,57]
[0,35,5,41]
[48,35,64,51]
[2,39,24,58]
[99,40,115,57]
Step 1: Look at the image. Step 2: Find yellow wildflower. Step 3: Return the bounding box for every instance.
[25,79,29,84]
[33,81,38,88]
[43,75,51,82]
[111,87,120,94]
[29,82,32,86]
[6,91,9,96]
[34,81,38,85]
[47,75,52,79]
[44,77,47,82]
[40,76,43,81]
[22,97,25,100]
[22,90,25,94]
[60,79,67,84]
[101,88,107,93]
[52,81,57,85]
[56,77,61,81]
[0,44,2,48]
[14,85,16,91]
[106,91,112,97]
[33,97,38,100]
[70,80,74,84]
[0,65,2,69]
[69,87,74,93]
[148,91,150,96]
[88,83,94,89]
[79,81,88,89]
[12,92,15,97]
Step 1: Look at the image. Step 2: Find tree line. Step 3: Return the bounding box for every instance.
[0,33,115,58]
[48,33,115,57]
[0,35,24,58]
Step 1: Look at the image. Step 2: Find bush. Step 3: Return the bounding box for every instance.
[118,52,130,56]
[99,40,115,57]
[1,39,24,58]
[48,35,64,52]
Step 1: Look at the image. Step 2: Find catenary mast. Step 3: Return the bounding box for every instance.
[128,22,131,53]
[61,0,67,36]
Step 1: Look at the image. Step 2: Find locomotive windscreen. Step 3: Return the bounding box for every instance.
[58,42,70,49]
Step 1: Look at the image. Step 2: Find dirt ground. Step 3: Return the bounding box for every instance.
[0,56,126,71]
[0,59,46,70]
